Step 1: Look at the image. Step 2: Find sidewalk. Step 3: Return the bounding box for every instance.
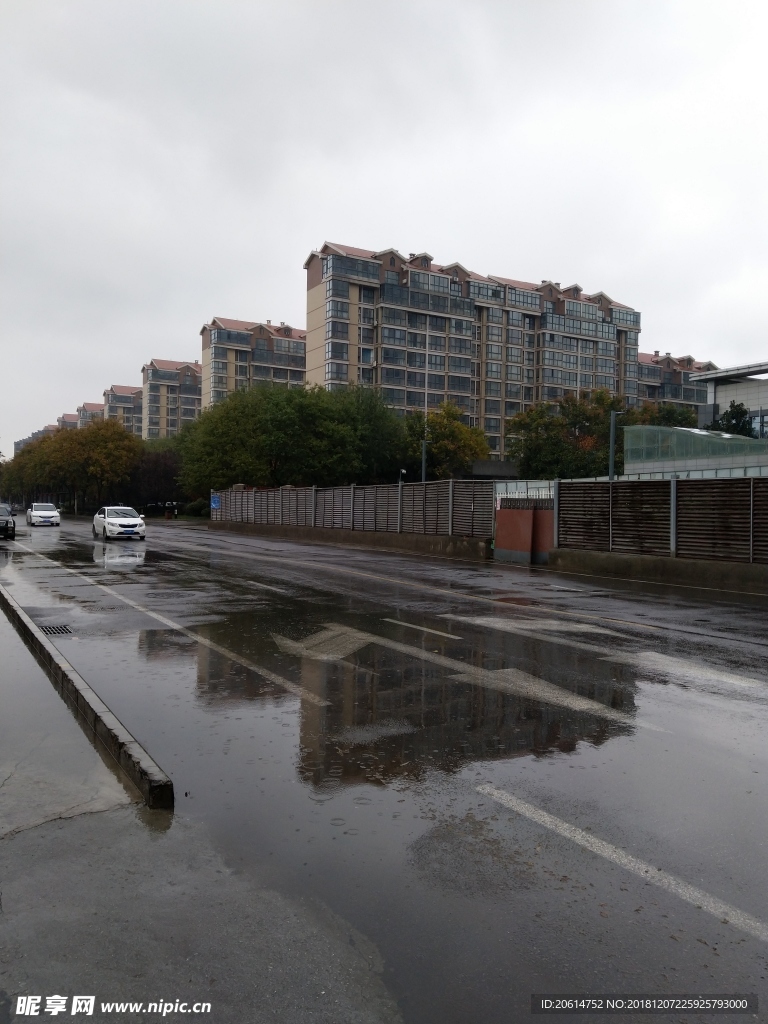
[0,611,402,1024]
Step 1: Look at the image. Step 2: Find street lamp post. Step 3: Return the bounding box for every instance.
[421,387,428,483]
[608,409,626,482]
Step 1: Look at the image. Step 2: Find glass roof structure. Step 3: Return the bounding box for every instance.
[624,425,768,463]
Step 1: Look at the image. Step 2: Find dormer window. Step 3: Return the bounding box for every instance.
[389,257,395,267]
[421,257,428,268]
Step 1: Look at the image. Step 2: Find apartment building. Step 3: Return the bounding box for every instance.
[13,424,58,455]
[141,359,202,439]
[304,243,643,456]
[57,413,78,430]
[104,385,143,436]
[77,402,104,429]
[200,317,307,409]
[637,351,716,412]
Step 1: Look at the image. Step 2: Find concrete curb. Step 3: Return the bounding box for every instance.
[548,548,768,597]
[0,583,174,809]
[209,520,493,561]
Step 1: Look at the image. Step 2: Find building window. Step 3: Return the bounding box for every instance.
[407,372,426,388]
[381,367,406,386]
[448,356,472,373]
[326,278,350,299]
[505,400,521,415]
[484,417,501,432]
[359,347,374,365]
[326,321,349,340]
[407,351,426,368]
[326,300,349,320]
[484,380,502,397]
[359,285,375,304]
[446,375,471,393]
[382,388,405,406]
[382,348,406,365]
[381,327,406,346]
[325,363,348,381]
[358,326,374,344]
[385,270,399,284]
[326,341,348,361]
[359,367,375,384]
[428,354,445,370]
[407,332,426,349]
[428,335,445,351]
[486,362,502,379]
[427,373,445,390]
[485,399,501,415]
[359,307,375,325]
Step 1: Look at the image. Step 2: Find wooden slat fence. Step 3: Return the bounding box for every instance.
[556,478,768,564]
[211,480,494,538]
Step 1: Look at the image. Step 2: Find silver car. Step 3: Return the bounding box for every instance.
[92,506,146,541]
[27,502,60,527]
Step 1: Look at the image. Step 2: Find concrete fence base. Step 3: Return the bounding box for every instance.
[549,548,768,596]
[209,521,493,561]
[0,583,174,808]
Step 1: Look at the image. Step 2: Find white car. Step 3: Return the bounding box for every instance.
[92,506,146,541]
[27,502,60,527]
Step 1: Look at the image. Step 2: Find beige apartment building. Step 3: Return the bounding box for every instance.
[637,351,716,411]
[104,385,143,436]
[57,413,78,430]
[77,402,104,429]
[141,359,202,439]
[200,317,306,409]
[304,242,647,457]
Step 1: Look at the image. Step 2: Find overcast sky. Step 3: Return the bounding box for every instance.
[2,0,767,451]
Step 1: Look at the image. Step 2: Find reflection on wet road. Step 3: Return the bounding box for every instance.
[3,522,768,1023]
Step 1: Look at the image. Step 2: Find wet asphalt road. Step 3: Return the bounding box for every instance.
[2,519,768,1023]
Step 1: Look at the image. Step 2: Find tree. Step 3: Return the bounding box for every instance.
[177,384,408,494]
[403,403,489,479]
[128,439,184,506]
[505,391,698,479]
[705,400,756,438]
[0,421,142,509]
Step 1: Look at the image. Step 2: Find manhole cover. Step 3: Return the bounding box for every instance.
[40,624,72,636]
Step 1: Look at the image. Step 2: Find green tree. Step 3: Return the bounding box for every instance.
[706,400,756,438]
[505,391,697,479]
[404,403,489,479]
[177,384,408,494]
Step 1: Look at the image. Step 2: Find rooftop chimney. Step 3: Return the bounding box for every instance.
[266,319,271,325]
[280,321,285,327]
[654,350,659,357]
[665,351,670,356]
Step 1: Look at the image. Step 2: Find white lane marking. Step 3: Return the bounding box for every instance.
[151,530,768,647]
[242,579,286,594]
[478,784,768,944]
[450,615,768,692]
[611,651,765,690]
[273,623,641,726]
[382,618,463,640]
[13,544,328,708]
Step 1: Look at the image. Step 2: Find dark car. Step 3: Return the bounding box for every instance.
[0,504,16,540]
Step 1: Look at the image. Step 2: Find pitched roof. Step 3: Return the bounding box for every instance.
[59,413,78,422]
[145,358,200,372]
[79,402,104,411]
[488,274,541,290]
[107,384,142,395]
[210,317,258,331]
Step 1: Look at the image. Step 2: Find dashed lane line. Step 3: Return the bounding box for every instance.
[11,544,329,708]
[478,784,768,944]
[381,619,463,640]
[150,529,768,650]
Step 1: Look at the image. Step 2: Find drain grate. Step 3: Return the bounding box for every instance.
[40,624,73,636]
